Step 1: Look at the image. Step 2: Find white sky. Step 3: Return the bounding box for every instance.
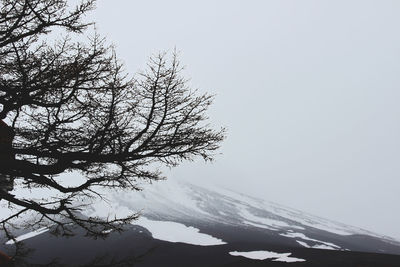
[87,0,400,239]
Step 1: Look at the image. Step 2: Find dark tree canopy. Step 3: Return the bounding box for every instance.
[0,0,224,240]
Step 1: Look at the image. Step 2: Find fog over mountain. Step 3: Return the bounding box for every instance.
[87,0,400,240]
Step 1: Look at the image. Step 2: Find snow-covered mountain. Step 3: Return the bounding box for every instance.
[86,179,399,250]
[2,178,400,266]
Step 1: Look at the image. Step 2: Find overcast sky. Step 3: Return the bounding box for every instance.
[88,0,400,239]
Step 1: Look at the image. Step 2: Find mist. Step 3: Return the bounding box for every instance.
[89,0,400,239]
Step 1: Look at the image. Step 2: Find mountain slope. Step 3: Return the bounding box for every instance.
[1,178,400,266]
[87,179,400,254]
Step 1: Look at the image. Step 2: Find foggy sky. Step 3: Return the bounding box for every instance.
[89,0,400,239]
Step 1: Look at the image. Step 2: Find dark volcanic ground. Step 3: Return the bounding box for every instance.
[1,181,400,266]
[1,223,400,267]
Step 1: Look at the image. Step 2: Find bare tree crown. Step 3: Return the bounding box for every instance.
[0,0,225,240]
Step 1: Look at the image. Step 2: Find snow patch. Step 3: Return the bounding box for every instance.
[229,250,305,262]
[296,240,310,247]
[6,227,49,245]
[312,244,337,250]
[238,205,303,230]
[134,217,226,246]
[281,232,340,249]
[244,220,276,230]
[296,240,337,250]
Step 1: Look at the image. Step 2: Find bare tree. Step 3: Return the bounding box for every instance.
[0,0,225,240]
